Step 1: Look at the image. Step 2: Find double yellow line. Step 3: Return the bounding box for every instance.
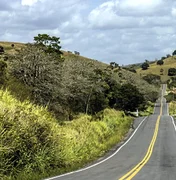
[119,99,163,180]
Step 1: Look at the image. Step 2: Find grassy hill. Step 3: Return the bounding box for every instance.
[0,41,24,55]
[137,57,176,82]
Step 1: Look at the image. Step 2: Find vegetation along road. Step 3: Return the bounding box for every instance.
[46,84,176,180]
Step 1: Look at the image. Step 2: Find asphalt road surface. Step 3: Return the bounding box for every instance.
[46,85,176,180]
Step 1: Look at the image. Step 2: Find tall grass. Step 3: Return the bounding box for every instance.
[0,90,133,180]
[139,101,154,116]
[169,101,176,117]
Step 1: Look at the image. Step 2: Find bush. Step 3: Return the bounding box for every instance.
[168,68,176,76]
[142,74,161,86]
[0,46,4,54]
[116,83,145,111]
[169,101,176,116]
[165,92,176,102]
[0,60,7,85]
[157,60,164,65]
[141,62,149,70]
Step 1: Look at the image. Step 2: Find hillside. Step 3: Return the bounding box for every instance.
[0,41,106,67]
[0,40,159,118]
[137,57,176,82]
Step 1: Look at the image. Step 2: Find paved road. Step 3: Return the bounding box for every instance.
[46,85,176,180]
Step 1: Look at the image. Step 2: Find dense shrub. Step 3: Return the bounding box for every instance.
[141,62,149,70]
[0,46,4,54]
[165,92,176,102]
[116,83,145,111]
[115,69,159,103]
[168,68,176,76]
[167,77,176,89]
[142,74,161,86]
[0,60,7,85]
[157,60,164,65]
[169,101,176,116]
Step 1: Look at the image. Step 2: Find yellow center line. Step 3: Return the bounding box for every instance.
[119,98,163,180]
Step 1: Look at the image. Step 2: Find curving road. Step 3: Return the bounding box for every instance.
[46,84,176,180]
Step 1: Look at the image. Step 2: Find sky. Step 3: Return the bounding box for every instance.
[1,0,176,65]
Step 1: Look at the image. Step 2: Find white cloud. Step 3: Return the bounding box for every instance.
[171,7,176,16]
[88,1,140,29]
[120,0,162,9]
[21,0,39,6]
[88,0,170,30]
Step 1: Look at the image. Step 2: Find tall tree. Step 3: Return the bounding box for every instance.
[172,50,176,56]
[34,34,63,56]
[157,60,164,65]
[116,83,145,111]
[9,44,62,105]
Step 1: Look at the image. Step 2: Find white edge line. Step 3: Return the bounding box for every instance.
[45,116,148,180]
[153,104,156,114]
[167,103,169,116]
[171,116,176,132]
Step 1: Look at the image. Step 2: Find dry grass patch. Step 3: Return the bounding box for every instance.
[137,57,176,82]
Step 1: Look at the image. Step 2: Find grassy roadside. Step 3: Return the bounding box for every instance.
[0,90,133,180]
[139,101,155,116]
[128,101,154,117]
[168,101,176,117]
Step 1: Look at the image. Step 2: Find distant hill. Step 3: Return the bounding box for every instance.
[136,57,176,82]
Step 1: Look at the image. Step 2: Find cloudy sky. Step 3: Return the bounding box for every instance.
[1,0,176,65]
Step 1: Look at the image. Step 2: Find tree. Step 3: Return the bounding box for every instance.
[0,60,7,85]
[34,34,63,56]
[168,68,176,76]
[74,51,80,55]
[143,74,161,86]
[0,46,4,54]
[145,59,149,63]
[161,57,166,61]
[166,54,171,58]
[116,83,145,111]
[157,60,164,65]
[9,44,62,106]
[141,62,149,70]
[172,50,176,56]
[160,68,164,75]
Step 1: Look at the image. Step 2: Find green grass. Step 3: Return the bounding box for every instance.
[5,77,32,101]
